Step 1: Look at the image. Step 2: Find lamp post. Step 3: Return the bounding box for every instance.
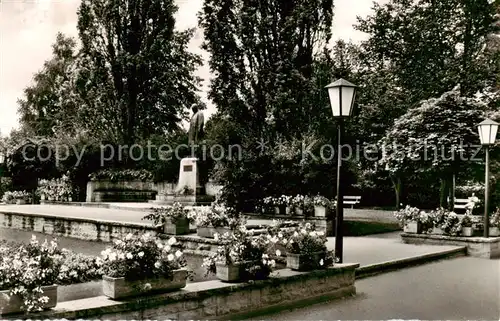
[0,150,4,178]
[477,118,499,238]
[325,79,357,263]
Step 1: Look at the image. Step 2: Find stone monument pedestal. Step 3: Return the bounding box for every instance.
[152,158,214,205]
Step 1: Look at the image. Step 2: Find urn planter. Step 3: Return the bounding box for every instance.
[215,263,242,282]
[314,206,328,217]
[286,252,326,271]
[403,221,421,234]
[102,269,187,300]
[461,227,473,237]
[164,217,190,235]
[0,285,57,315]
[197,226,231,239]
[489,227,500,237]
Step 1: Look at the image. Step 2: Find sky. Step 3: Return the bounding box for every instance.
[0,0,383,136]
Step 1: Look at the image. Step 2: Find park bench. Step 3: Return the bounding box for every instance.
[343,196,362,208]
[447,197,474,213]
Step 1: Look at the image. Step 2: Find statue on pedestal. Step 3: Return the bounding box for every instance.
[188,103,204,146]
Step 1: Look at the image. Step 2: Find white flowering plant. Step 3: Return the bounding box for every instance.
[202,226,277,280]
[460,213,473,228]
[57,251,104,285]
[394,205,421,226]
[100,233,186,281]
[143,202,192,225]
[189,204,233,228]
[290,195,305,209]
[429,207,449,229]
[489,208,500,228]
[278,222,334,268]
[1,190,31,204]
[0,236,65,313]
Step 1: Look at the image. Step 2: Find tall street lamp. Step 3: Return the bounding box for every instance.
[325,78,357,263]
[0,150,5,178]
[478,118,499,238]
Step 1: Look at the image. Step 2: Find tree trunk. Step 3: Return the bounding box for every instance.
[439,176,454,210]
[391,175,402,210]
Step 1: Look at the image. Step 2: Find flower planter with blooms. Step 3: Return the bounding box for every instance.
[0,236,63,315]
[273,196,288,215]
[313,196,331,217]
[460,214,474,237]
[279,222,334,271]
[142,202,192,235]
[429,208,449,235]
[262,197,274,214]
[489,208,500,237]
[100,233,188,299]
[1,191,31,205]
[190,204,234,238]
[291,195,305,215]
[203,225,277,282]
[394,205,423,233]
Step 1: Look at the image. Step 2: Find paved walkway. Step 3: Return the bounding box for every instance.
[254,257,500,320]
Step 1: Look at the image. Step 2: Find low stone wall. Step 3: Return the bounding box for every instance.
[14,264,358,320]
[86,180,156,202]
[401,233,500,259]
[0,211,157,242]
[245,213,334,236]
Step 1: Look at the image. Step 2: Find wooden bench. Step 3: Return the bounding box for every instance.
[447,197,474,213]
[343,196,361,208]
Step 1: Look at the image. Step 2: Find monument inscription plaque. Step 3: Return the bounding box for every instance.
[183,165,193,172]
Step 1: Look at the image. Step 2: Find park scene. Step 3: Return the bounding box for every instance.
[0,0,499,319]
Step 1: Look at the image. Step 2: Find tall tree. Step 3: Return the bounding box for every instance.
[17,33,78,137]
[77,0,203,145]
[356,0,496,102]
[199,0,334,139]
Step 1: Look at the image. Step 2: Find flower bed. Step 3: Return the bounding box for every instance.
[1,191,31,205]
[37,175,74,202]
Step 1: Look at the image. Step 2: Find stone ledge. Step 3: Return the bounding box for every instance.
[5,264,358,320]
[401,233,500,259]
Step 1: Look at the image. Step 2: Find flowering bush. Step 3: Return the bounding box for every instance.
[0,236,64,312]
[100,233,186,281]
[312,195,330,207]
[303,196,315,214]
[143,202,192,225]
[37,175,73,201]
[441,212,461,236]
[394,205,421,225]
[189,204,232,228]
[490,208,500,228]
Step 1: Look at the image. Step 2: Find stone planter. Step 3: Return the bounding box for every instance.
[314,206,328,217]
[197,226,231,239]
[489,227,500,237]
[215,263,242,282]
[432,227,444,235]
[164,217,190,235]
[15,199,26,205]
[40,194,46,201]
[295,207,304,216]
[461,227,473,237]
[403,221,421,234]
[286,252,326,271]
[0,285,57,315]
[285,207,292,215]
[274,207,280,215]
[102,269,187,300]
[58,280,102,302]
